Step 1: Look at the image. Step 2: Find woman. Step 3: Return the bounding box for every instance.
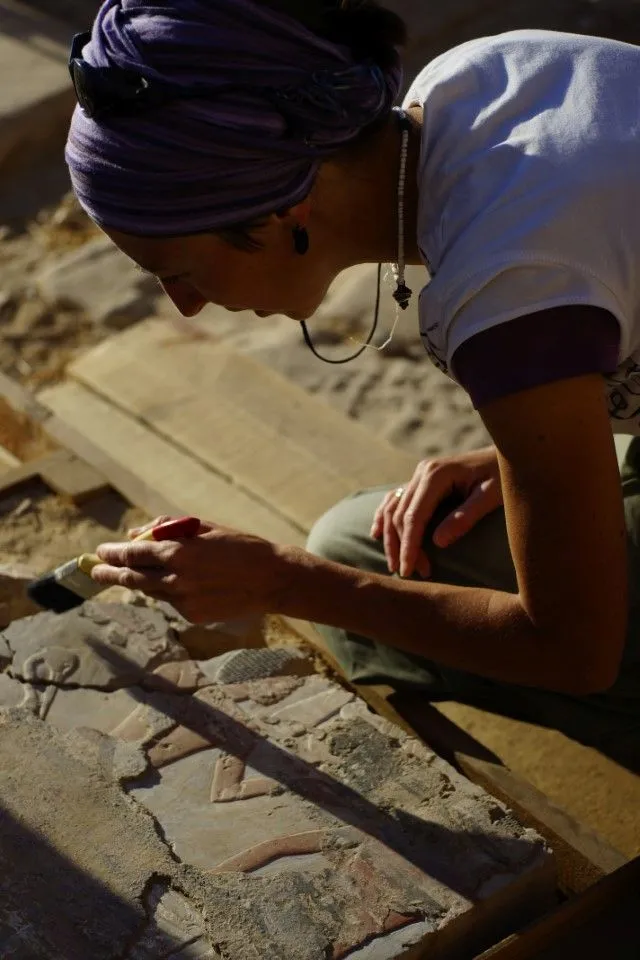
[67,0,640,770]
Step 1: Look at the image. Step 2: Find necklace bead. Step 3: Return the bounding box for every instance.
[393,110,412,311]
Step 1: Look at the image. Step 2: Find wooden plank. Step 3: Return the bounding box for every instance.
[0,450,108,502]
[0,370,177,516]
[0,369,51,425]
[69,319,416,532]
[0,367,304,539]
[39,381,305,545]
[0,459,40,495]
[39,449,109,502]
[478,856,640,959]
[0,443,20,473]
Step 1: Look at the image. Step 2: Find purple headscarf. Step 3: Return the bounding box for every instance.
[65,0,402,236]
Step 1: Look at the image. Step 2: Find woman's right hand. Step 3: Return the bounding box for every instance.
[371,446,503,579]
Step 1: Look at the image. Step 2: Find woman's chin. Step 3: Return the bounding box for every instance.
[288,307,316,322]
[253,308,312,322]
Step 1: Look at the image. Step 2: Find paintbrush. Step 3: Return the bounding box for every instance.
[27,516,201,613]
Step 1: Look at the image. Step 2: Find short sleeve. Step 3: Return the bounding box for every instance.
[445,260,628,364]
[451,304,621,408]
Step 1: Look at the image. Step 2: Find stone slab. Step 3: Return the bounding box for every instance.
[0,669,25,707]
[45,683,145,733]
[0,634,11,669]
[0,711,182,959]
[4,601,189,691]
[1,613,557,959]
[0,1,75,176]
[120,654,556,959]
[36,236,163,328]
[196,645,315,684]
[129,883,217,960]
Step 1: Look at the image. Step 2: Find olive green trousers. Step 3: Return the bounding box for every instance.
[306,437,640,772]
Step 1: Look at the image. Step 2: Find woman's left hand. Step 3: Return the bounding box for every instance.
[91,519,286,623]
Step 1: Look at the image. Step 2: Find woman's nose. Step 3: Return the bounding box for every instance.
[161,279,208,317]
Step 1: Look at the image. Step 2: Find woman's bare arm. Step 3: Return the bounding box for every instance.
[277,372,627,694]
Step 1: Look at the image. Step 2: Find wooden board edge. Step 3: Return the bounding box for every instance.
[0,370,50,425]
[457,753,627,894]
[0,370,180,517]
[382,691,627,893]
[0,444,20,471]
[0,458,43,496]
[38,450,110,503]
[476,855,640,959]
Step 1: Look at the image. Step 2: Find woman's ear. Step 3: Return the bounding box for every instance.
[276,196,312,229]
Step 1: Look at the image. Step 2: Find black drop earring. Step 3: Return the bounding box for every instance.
[292,224,309,255]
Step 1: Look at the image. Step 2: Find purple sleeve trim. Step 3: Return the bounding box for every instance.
[450,306,621,408]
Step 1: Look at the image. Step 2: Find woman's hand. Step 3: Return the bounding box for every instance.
[371,446,503,579]
[91,517,287,623]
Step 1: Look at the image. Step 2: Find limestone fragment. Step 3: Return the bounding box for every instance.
[5,602,188,690]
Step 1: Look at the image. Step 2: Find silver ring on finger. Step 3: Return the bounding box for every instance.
[394,486,405,501]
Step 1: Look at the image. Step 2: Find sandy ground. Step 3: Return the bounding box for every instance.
[0,195,103,389]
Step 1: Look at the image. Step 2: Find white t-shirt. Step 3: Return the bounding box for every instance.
[404,30,640,432]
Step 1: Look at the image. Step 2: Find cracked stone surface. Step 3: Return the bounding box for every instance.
[123,664,555,958]
[128,884,217,960]
[0,670,25,708]
[0,605,556,959]
[3,602,188,691]
[0,633,11,669]
[0,712,178,960]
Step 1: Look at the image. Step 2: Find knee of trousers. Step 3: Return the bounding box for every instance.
[306,491,381,569]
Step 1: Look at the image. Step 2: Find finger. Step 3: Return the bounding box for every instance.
[370,500,385,540]
[383,501,402,574]
[432,479,499,548]
[96,540,176,568]
[385,470,428,578]
[127,516,171,540]
[371,490,400,539]
[415,549,432,580]
[392,488,420,577]
[396,477,435,578]
[391,468,430,553]
[398,471,457,577]
[90,563,180,596]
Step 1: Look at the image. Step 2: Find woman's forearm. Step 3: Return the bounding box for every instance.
[273,545,607,695]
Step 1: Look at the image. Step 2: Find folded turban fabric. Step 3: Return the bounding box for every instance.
[65,0,402,236]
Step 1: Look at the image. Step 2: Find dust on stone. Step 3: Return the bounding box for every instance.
[326,716,403,795]
[241,675,304,705]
